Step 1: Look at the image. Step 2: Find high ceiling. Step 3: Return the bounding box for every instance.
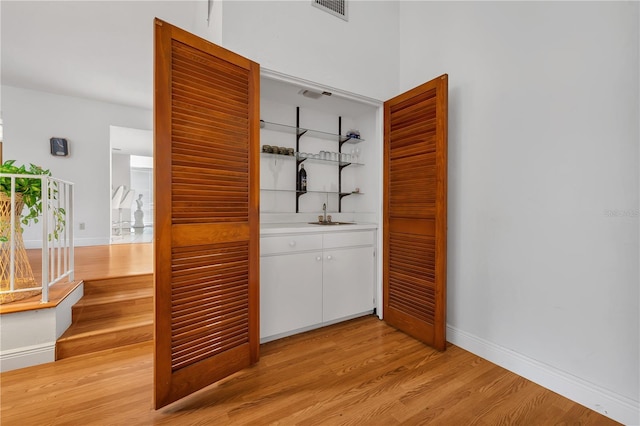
[1,1,377,123]
[1,1,200,110]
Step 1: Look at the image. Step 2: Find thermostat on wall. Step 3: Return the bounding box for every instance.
[50,138,69,156]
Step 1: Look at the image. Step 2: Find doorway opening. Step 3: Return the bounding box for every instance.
[110,125,153,244]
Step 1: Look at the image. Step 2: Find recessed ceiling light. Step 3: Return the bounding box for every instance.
[299,89,322,99]
[298,89,332,99]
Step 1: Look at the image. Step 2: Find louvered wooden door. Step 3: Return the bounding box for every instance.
[383,75,448,351]
[154,19,260,408]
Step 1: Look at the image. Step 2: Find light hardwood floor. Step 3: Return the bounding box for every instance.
[1,315,618,425]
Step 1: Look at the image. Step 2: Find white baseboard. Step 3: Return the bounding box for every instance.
[447,325,639,425]
[0,342,55,372]
[260,311,374,344]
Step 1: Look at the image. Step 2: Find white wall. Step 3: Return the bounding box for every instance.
[111,153,131,194]
[220,0,400,101]
[2,85,152,246]
[2,1,637,421]
[1,1,205,111]
[398,2,639,423]
[111,152,132,233]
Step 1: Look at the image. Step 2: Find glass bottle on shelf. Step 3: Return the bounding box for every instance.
[297,164,307,193]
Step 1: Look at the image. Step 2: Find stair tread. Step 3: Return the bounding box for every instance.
[58,312,153,341]
[74,288,153,307]
[83,276,153,294]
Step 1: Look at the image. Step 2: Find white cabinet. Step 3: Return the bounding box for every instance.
[260,229,375,343]
[323,246,374,324]
[322,230,375,324]
[260,251,322,339]
[260,233,323,341]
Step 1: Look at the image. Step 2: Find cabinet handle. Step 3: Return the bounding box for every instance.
[326,255,333,260]
[289,241,296,247]
[316,256,322,261]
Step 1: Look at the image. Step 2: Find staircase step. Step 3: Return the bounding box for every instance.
[56,272,155,360]
[83,274,153,295]
[72,288,153,322]
[56,312,153,360]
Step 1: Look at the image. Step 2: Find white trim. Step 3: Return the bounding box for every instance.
[260,311,374,344]
[260,68,383,109]
[375,104,384,320]
[0,342,55,372]
[447,325,640,425]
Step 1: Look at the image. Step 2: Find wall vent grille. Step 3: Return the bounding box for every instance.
[312,0,348,21]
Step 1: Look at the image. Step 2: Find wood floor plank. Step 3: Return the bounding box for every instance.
[0,316,619,425]
[27,243,153,282]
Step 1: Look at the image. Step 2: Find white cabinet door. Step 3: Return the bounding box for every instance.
[260,252,323,341]
[322,246,374,323]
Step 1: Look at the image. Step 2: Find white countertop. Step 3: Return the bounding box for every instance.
[260,222,378,235]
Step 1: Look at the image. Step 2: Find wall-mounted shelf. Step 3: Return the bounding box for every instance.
[260,188,364,196]
[260,152,363,167]
[260,107,364,213]
[261,120,365,144]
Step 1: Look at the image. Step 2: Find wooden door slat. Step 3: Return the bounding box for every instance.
[384,75,448,352]
[154,19,259,409]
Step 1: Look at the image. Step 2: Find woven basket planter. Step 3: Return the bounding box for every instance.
[0,192,40,304]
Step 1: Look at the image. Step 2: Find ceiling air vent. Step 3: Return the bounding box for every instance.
[312,0,348,21]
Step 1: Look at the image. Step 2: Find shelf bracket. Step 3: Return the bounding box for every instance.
[338,192,352,212]
[296,107,303,213]
[338,136,352,151]
[338,116,343,213]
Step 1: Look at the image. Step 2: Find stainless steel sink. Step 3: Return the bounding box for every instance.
[308,221,356,226]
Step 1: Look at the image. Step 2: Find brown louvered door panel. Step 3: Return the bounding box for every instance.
[154,19,259,409]
[383,75,448,351]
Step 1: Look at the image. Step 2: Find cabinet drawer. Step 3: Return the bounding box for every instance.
[261,234,322,256]
[323,231,374,249]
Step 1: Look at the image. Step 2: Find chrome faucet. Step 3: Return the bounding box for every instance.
[322,203,327,223]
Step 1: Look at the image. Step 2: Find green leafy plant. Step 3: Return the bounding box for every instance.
[0,160,66,242]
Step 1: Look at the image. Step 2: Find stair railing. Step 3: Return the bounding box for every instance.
[0,174,74,304]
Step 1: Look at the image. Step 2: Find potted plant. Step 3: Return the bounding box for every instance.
[0,160,66,240]
[0,159,66,303]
